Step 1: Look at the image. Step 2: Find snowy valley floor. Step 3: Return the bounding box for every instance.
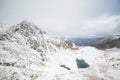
[0,46,120,80]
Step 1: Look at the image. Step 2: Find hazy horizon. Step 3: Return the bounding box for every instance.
[0,0,120,38]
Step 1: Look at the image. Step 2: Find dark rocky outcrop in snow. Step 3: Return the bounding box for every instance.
[60,65,71,70]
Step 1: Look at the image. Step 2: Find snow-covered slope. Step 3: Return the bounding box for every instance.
[0,24,11,33]
[0,21,120,80]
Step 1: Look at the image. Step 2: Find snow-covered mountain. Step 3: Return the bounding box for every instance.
[0,21,120,80]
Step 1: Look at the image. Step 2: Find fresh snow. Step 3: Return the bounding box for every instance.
[0,21,120,80]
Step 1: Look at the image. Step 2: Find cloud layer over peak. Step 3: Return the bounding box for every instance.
[0,0,120,38]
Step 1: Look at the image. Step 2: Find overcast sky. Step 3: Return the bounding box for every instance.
[0,0,120,38]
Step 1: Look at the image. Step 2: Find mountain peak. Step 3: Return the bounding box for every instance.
[12,20,46,36]
[19,20,34,27]
[0,20,46,41]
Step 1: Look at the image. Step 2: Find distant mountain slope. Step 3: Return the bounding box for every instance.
[90,35,120,49]
[71,35,120,49]
[71,37,104,46]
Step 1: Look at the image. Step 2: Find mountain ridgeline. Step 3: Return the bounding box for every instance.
[72,35,120,50]
[0,21,77,52]
[90,35,120,49]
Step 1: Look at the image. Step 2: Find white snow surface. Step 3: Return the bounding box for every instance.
[0,21,120,80]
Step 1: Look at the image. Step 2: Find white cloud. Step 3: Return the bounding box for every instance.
[42,14,120,38]
[80,15,120,37]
